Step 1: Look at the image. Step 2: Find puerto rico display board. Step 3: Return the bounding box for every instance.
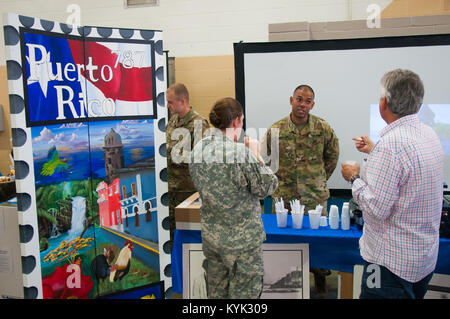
[3,13,170,299]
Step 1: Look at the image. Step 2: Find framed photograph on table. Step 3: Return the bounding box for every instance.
[182,243,310,299]
[182,243,207,299]
[261,244,309,299]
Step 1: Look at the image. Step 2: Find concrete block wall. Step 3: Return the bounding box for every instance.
[0,0,392,63]
[269,14,450,42]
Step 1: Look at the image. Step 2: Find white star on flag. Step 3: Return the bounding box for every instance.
[26,51,52,97]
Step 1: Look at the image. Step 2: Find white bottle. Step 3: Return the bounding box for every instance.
[329,205,339,229]
[341,202,350,230]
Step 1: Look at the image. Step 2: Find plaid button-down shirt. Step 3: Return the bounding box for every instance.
[353,114,444,283]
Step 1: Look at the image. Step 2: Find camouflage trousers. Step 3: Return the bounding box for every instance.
[202,241,264,299]
[168,191,195,249]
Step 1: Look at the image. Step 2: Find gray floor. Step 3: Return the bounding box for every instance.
[168,270,339,299]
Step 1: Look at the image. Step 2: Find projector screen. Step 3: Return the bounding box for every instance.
[234,35,450,191]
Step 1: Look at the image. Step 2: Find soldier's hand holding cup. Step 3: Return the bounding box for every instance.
[244,136,262,162]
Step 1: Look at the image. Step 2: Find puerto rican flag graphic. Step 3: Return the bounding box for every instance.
[24,31,155,125]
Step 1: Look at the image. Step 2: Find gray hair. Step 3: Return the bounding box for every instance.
[380,69,424,117]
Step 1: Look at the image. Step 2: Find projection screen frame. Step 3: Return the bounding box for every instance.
[234,34,450,195]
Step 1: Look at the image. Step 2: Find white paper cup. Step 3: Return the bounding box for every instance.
[329,205,340,229]
[309,210,321,229]
[320,216,328,227]
[292,212,304,229]
[276,209,288,228]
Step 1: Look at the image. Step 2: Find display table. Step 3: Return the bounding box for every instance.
[171,214,450,294]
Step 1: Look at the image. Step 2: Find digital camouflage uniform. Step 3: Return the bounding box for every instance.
[189,131,278,299]
[263,113,339,214]
[166,107,209,245]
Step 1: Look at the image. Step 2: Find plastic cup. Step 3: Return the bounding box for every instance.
[276,209,288,228]
[343,160,358,166]
[320,216,328,227]
[329,205,340,229]
[292,211,304,229]
[309,210,321,229]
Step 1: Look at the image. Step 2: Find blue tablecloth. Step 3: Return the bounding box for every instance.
[171,214,450,293]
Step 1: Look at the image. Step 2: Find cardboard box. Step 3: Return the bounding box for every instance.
[175,192,201,230]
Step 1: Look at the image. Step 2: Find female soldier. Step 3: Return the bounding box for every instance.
[189,97,278,299]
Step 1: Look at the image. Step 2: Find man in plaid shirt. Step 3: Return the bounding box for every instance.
[341,69,444,299]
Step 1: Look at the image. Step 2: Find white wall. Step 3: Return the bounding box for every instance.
[0,0,392,63]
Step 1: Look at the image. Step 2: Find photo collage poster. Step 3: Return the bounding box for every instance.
[3,13,170,299]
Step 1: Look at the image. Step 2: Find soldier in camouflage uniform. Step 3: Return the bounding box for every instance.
[263,85,339,296]
[166,83,209,248]
[263,84,339,215]
[189,98,278,299]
